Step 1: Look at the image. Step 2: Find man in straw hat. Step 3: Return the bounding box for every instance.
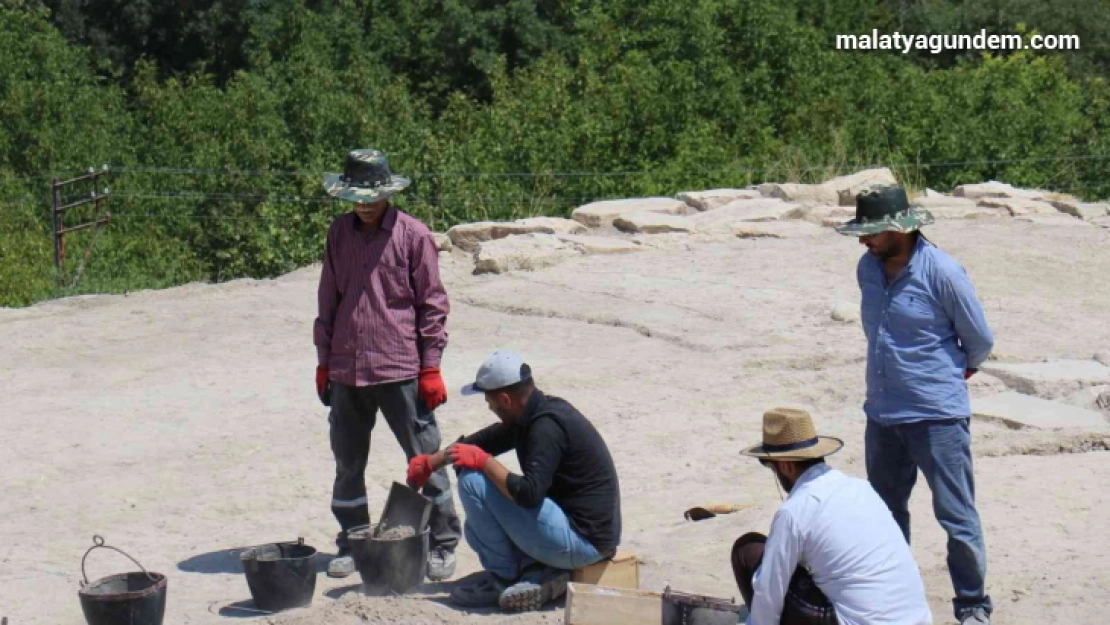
[409,350,621,612]
[735,408,932,625]
[314,148,461,580]
[837,184,995,625]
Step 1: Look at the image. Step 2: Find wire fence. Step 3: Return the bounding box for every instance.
[1,151,1107,307]
[1,152,1107,217]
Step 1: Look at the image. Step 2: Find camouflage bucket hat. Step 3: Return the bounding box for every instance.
[835,184,934,236]
[322,149,411,203]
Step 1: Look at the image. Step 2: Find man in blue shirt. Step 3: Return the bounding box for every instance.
[838,185,994,625]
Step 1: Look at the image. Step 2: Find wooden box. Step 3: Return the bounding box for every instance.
[564,583,661,625]
[570,550,639,589]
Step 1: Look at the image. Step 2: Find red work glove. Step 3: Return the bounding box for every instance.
[964,368,978,380]
[418,367,447,411]
[316,365,331,406]
[449,444,491,472]
[407,455,435,489]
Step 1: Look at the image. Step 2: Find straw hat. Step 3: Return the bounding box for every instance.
[740,408,843,461]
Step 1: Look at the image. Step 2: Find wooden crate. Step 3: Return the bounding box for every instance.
[564,582,661,625]
[570,550,639,589]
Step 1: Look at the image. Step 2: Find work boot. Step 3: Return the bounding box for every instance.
[327,548,355,578]
[498,563,571,612]
[449,571,510,608]
[427,546,456,581]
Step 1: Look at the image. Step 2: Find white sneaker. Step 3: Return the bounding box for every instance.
[427,547,456,581]
[327,555,355,578]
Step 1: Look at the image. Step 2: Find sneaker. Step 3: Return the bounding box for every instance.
[427,546,457,581]
[959,607,991,625]
[449,571,510,608]
[498,564,571,612]
[327,550,356,578]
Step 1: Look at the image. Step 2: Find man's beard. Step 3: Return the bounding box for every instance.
[775,467,796,493]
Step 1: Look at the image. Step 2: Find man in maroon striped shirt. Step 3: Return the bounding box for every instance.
[314,149,461,580]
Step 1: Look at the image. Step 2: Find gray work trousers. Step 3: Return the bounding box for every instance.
[329,380,461,552]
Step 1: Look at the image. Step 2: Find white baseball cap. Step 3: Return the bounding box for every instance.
[460,350,533,396]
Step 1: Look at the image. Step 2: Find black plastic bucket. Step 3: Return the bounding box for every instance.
[348,523,429,595]
[77,536,167,625]
[239,538,317,612]
[661,586,744,625]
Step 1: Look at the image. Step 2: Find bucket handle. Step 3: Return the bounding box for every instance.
[81,535,159,586]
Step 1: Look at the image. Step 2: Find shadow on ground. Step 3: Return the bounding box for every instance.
[179,546,338,575]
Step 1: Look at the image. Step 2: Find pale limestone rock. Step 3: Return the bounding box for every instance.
[912,196,1009,220]
[1013,214,1092,227]
[967,372,1009,399]
[760,182,839,205]
[473,234,583,274]
[821,216,853,228]
[981,360,1110,400]
[732,221,825,239]
[613,212,695,234]
[1064,385,1110,412]
[676,189,762,212]
[828,168,898,205]
[954,181,1077,203]
[972,392,1106,429]
[798,205,856,225]
[630,232,734,249]
[911,195,978,210]
[571,198,687,227]
[433,233,453,252]
[690,199,803,232]
[513,217,588,235]
[829,301,860,323]
[447,221,549,252]
[555,234,643,255]
[1051,201,1109,221]
[976,198,1060,216]
[758,168,897,206]
[932,206,1010,220]
[1093,216,1110,229]
[446,217,585,251]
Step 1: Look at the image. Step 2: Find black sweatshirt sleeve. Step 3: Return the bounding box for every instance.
[460,422,516,457]
[506,416,567,508]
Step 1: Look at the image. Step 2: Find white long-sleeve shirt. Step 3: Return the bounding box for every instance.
[748,464,932,625]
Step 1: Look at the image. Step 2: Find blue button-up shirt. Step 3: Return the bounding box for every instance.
[858,236,994,423]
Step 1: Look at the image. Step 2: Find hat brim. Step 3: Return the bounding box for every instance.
[739,436,844,461]
[835,208,935,236]
[460,383,488,397]
[323,173,411,203]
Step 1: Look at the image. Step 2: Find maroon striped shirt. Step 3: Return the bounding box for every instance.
[314,206,449,386]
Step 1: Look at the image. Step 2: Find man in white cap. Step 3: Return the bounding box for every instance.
[314,148,460,580]
[407,350,622,612]
[734,407,932,625]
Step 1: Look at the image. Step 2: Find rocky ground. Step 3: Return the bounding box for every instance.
[1,175,1108,625]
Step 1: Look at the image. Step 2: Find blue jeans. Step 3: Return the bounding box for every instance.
[865,417,992,618]
[456,470,604,580]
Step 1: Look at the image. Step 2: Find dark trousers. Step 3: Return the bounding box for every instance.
[865,417,992,618]
[731,533,838,625]
[329,380,461,552]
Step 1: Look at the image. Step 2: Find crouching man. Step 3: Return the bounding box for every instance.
[734,408,933,625]
[407,350,621,612]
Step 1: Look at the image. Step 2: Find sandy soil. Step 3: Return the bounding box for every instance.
[1,219,1108,625]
